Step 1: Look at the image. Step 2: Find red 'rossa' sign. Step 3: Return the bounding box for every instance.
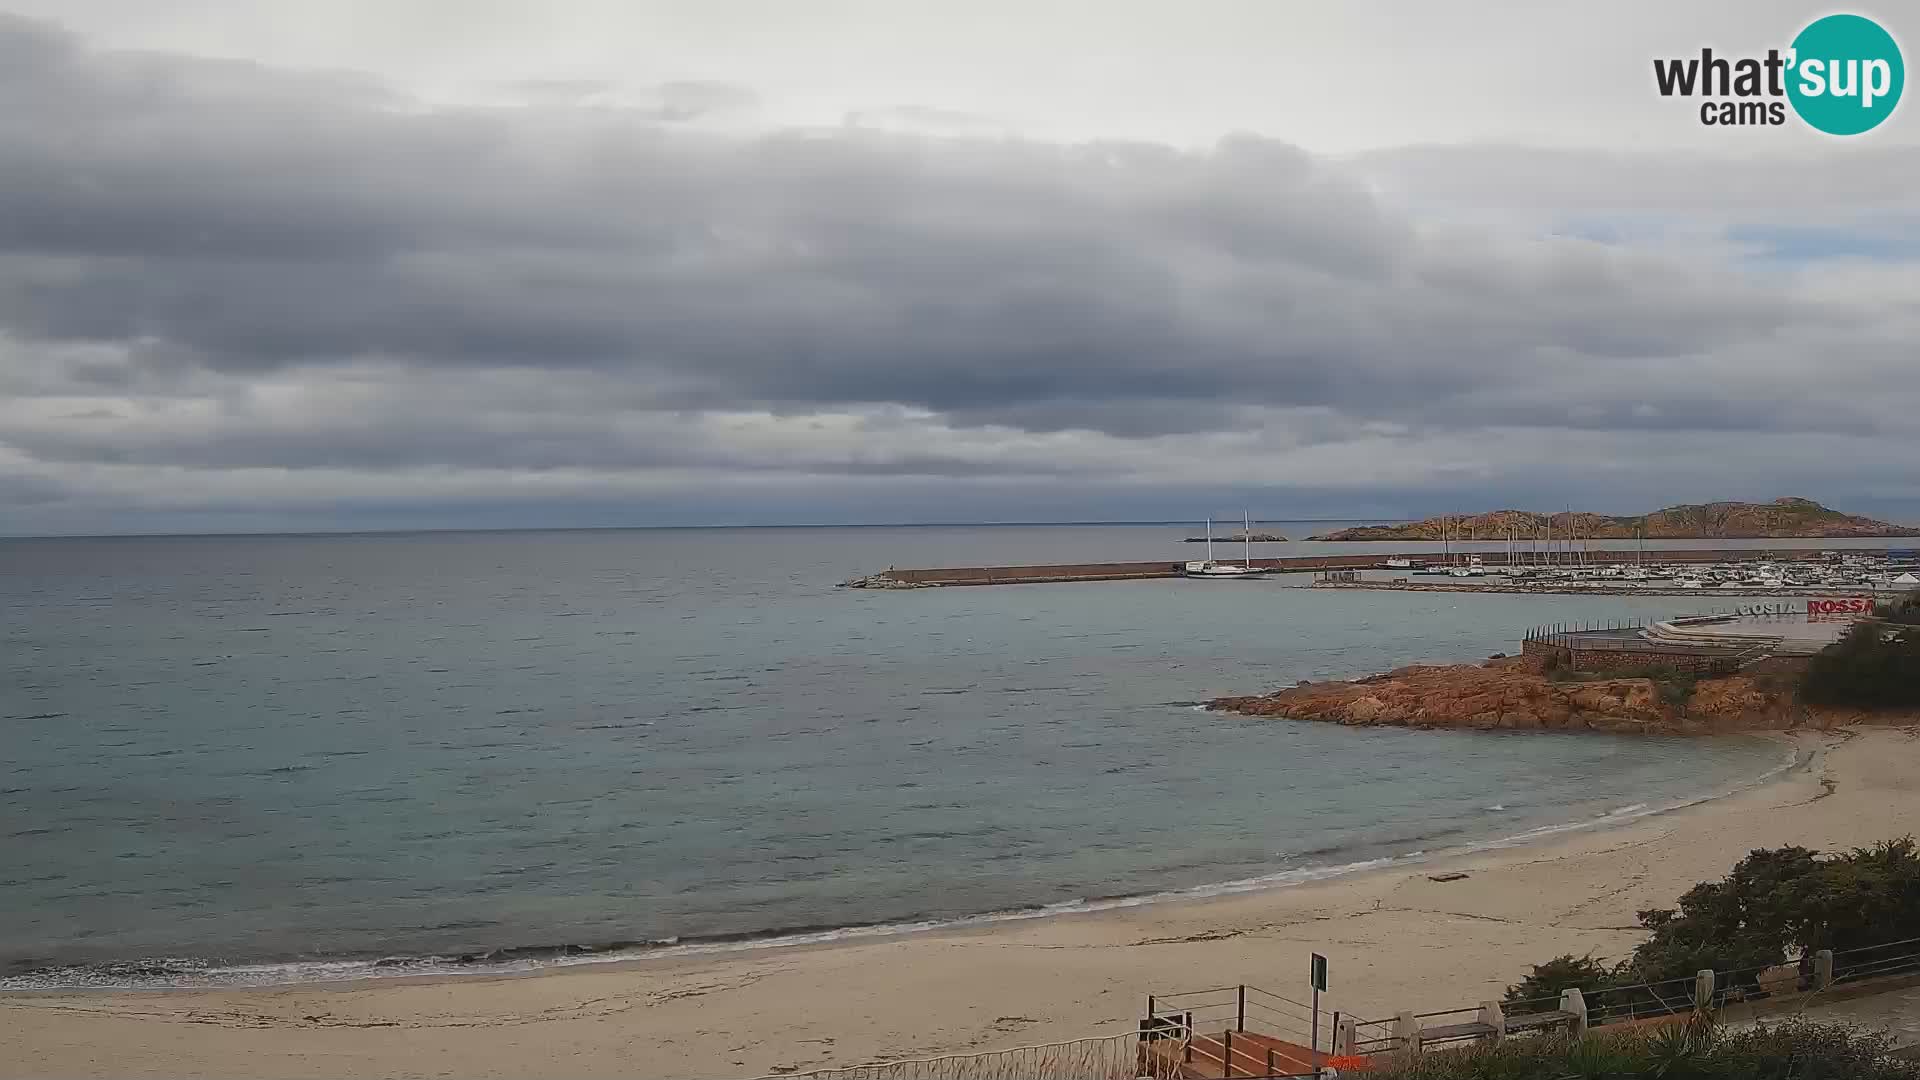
[1808,596,1874,620]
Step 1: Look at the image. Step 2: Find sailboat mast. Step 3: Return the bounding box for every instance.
[1206,517,1214,564]
[1244,510,1252,569]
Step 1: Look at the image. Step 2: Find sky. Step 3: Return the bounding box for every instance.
[1,1,1918,534]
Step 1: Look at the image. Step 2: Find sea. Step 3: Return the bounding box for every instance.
[2,523,1861,990]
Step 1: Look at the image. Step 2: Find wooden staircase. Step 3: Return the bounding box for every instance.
[1141,1028,1325,1078]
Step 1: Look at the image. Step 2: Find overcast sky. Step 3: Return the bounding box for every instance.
[2,2,1917,534]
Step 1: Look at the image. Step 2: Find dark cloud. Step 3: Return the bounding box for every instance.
[0,12,1916,531]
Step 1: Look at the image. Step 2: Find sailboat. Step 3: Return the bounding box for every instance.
[1183,512,1274,579]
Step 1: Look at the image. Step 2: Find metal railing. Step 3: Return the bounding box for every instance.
[1707,958,1805,1009]
[1144,985,1321,1048]
[1142,984,1327,1078]
[1138,1018,1319,1079]
[1347,1015,1400,1055]
[1499,992,1568,1021]
[1833,934,1920,986]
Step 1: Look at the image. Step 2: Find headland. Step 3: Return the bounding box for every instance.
[1208,652,1895,735]
[1307,497,1919,542]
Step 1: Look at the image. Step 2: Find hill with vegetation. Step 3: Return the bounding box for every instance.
[1307,497,1919,541]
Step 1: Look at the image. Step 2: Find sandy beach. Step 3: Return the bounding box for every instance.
[4,725,1915,1079]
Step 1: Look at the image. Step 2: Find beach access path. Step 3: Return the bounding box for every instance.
[4,727,1917,1079]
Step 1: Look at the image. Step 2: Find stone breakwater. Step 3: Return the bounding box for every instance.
[1207,653,1860,735]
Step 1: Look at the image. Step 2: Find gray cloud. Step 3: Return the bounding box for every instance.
[0,11,1917,531]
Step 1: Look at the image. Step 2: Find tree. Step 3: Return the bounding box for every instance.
[1780,838,1920,955]
[1800,622,1920,708]
[1624,846,1822,983]
[1506,839,1920,1009]
[1503,954,1617,1007]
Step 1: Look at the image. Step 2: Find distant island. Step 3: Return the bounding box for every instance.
[1183,532,1288,543]
[1306,497,1920,541]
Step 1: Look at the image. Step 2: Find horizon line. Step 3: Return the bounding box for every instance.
[0,518,1410,541]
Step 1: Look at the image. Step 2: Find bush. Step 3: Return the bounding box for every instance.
[1781,837,1920,955]
[1625,845,1823,983]
[1505,839,1920,1006]
[1800,622,1920,709]
[1362,1020,1920,1080]
[1878,594,1920,627]
[1653,673,1697,710]
[1503,955,1617,1008]
[1538,664,1697,707]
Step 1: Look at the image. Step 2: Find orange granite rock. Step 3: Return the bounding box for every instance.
[1208,656,1814,735]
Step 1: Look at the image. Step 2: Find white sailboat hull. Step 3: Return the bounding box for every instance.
[1182,562,1273,578]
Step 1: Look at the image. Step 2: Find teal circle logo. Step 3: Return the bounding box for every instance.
[1787,14,1904,135]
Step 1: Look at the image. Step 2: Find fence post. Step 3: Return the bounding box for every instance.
[1477,1000,1505,1042]
[1237,985,1246,1033]
[1695,969,1715,1014]
[1394,1011,1421,1055]
[1222,1028,1232,1078]
[1815,949,1835,990]
[1267,1047,1277,1077]
[1560,988,1588,1037]
[1334,1014,1357,1057]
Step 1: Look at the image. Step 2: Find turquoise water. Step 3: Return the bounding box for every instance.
[0,526,1794,987]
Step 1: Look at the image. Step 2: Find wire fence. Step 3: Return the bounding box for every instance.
[1833,934,1920,986]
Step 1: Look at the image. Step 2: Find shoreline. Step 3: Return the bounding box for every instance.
[12,728,1917,1079]
[0,735,1803,996]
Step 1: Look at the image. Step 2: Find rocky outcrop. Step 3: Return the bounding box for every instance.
[1307,497,1919,541]
[1209,654,1806,735]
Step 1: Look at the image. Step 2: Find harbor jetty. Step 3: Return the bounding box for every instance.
[843,548,1895,589]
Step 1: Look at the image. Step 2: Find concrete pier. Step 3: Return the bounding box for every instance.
[853,548,1854,588]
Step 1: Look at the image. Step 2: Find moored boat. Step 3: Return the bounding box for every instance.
[1184,512,1275,579]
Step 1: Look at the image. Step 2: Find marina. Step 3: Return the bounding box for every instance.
[847,547,1920,592]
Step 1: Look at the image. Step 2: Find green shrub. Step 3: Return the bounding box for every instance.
[1503,955,1618,1008]
[1504,839,1920,1011]
[1800,623,1920,708]
[1538,665,1697,707]
[1780,837,1920,955]
[1652,673,1698,710]
[1624,845,1823,983]
[1878,593,1920,627]
[1362,1021,1920,1080]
